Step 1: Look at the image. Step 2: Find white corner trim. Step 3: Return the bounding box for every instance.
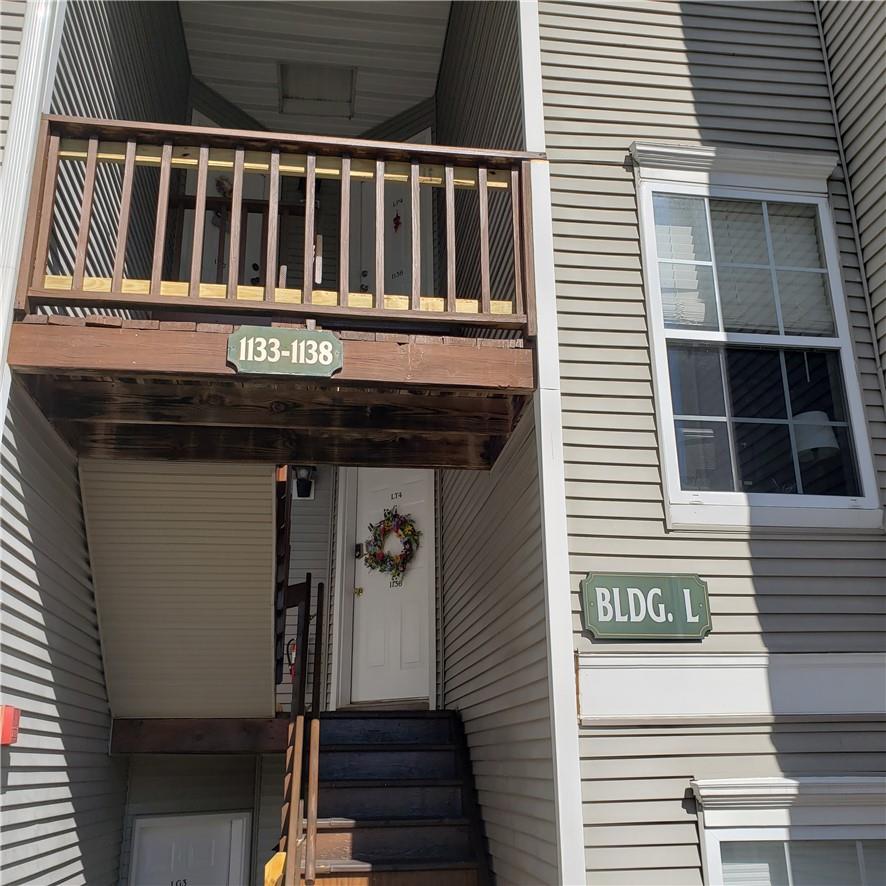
[519,3,587,885]
[577,653,886,722]
[630,141,838,193]
[692,777,886,811]
[0,0,67,430]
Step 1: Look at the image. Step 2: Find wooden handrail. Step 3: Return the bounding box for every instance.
[304,718,320,885]
[16,115,539,339]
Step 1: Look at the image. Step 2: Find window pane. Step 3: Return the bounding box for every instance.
[674,419,733,491]
[660,261,719,330]
[789,841,861,886]
[668,345,726,416]
[719,266,779,333]
[797,425,860,496]
[721,841,789,886]
[861,841,886,886]
[711,199,769,265]
[768,202,825,268]
[654,194,711,261]
[726,348,787,419]
[785,349,848,422]
[734,422,797,493]
[778,270,835,336]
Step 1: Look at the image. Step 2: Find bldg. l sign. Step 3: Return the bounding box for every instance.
[580,572,711,640]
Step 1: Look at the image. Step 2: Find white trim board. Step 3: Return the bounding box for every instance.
[577,653,886,722]
[519,2,587,884]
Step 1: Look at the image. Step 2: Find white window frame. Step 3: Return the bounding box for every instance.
[633,143,881,530]
[691,777,886,886]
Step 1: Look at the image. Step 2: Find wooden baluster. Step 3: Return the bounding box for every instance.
[477,166,491,315]
[150,142,173,296]
[111,140,137,293]
[445,164,456,313]
[283,715,305,886]
[410,160,421,311]
[72,137,98,291]
[305,718,320,885]
[311,583,325,715]
[266,149,280,302]
[227,148,244,300]
[520,160,537,338]
[374,159,385,309]
[510,167,524,318]
[302,152,316,303]
[339,156,350,306]
[29,131,61,294]
[189,145,209,299]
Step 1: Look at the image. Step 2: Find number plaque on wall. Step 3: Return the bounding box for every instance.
[227,326,343,377]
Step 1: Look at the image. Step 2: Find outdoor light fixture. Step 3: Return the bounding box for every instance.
[294,466,317,500]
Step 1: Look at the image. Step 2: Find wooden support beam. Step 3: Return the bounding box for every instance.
[8,324,535,392]
[58,422,500,468]
[111,717,289,754]
[24,376,516,436]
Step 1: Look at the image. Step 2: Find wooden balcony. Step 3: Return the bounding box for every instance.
[8,116,541,468]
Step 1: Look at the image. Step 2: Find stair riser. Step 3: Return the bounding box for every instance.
[320,718,453,745]
[316,825,473,863]
[320,750,458,781]
[314,870,478,886]
[319,785,463,820]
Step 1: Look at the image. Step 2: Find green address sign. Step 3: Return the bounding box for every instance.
[227,326,343,377]
[580,572,712,640]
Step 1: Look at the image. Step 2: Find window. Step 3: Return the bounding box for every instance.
[692,777,886,886]
[634,144,880,529]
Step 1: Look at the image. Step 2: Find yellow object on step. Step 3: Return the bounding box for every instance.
[264,851,285,886]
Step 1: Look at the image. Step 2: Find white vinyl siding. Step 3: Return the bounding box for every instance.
[0,385,127,885]
[440,411,559,886]
[0,0,26,162]
[79,460,276,719]
[538,1,886,883]
[819,1,886,378]
[277,465,335,713]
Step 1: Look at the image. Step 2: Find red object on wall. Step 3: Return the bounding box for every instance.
[1,706,21,746]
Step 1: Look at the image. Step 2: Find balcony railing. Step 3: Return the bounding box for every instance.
[16,116,540,336]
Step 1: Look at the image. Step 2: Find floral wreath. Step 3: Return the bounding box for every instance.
[363,507,421,579]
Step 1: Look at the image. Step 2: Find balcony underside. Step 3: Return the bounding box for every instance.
[10,317,532,469]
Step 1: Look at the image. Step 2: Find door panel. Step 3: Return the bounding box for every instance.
[351,468,434,703]
[130,812,249,886]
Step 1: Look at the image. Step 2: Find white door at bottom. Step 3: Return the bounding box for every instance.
[350,467,434,704]
[129,812,250,886]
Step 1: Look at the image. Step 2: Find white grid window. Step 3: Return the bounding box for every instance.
[638,180,879,529]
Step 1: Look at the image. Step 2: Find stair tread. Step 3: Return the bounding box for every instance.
[318,817,470,830]
[321,778,463,788]
[314,859,479,873]
[320,710,456,719]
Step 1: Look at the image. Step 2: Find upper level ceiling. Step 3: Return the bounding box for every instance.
[179,0,451,137]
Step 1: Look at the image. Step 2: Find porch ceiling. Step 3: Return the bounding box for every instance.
[178,0,451,137]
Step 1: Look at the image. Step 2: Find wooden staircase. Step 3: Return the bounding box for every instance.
[306,710,490,885]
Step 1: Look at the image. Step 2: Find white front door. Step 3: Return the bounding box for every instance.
[350,468,434,704]
[129,812,250,886]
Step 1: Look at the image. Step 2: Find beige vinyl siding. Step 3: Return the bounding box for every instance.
[0,0,26,163]
[820,1,886,374]
[0,384,127,885]
[539,1,886,882]
[116,755,257,886]
[79,460,276,719]
[439,411,558,886]
[277,465,335,713]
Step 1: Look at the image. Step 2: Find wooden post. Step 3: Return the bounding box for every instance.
[188,145,210,299]
[374,159,385,309]
[304,718,320,884]
[410,160,421,311]
[520,161,537,338]
[444,164,456,313]
[510,166,524,318]
[27,130,61,299]
[339,156,350,306]
[478,166,491,314]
